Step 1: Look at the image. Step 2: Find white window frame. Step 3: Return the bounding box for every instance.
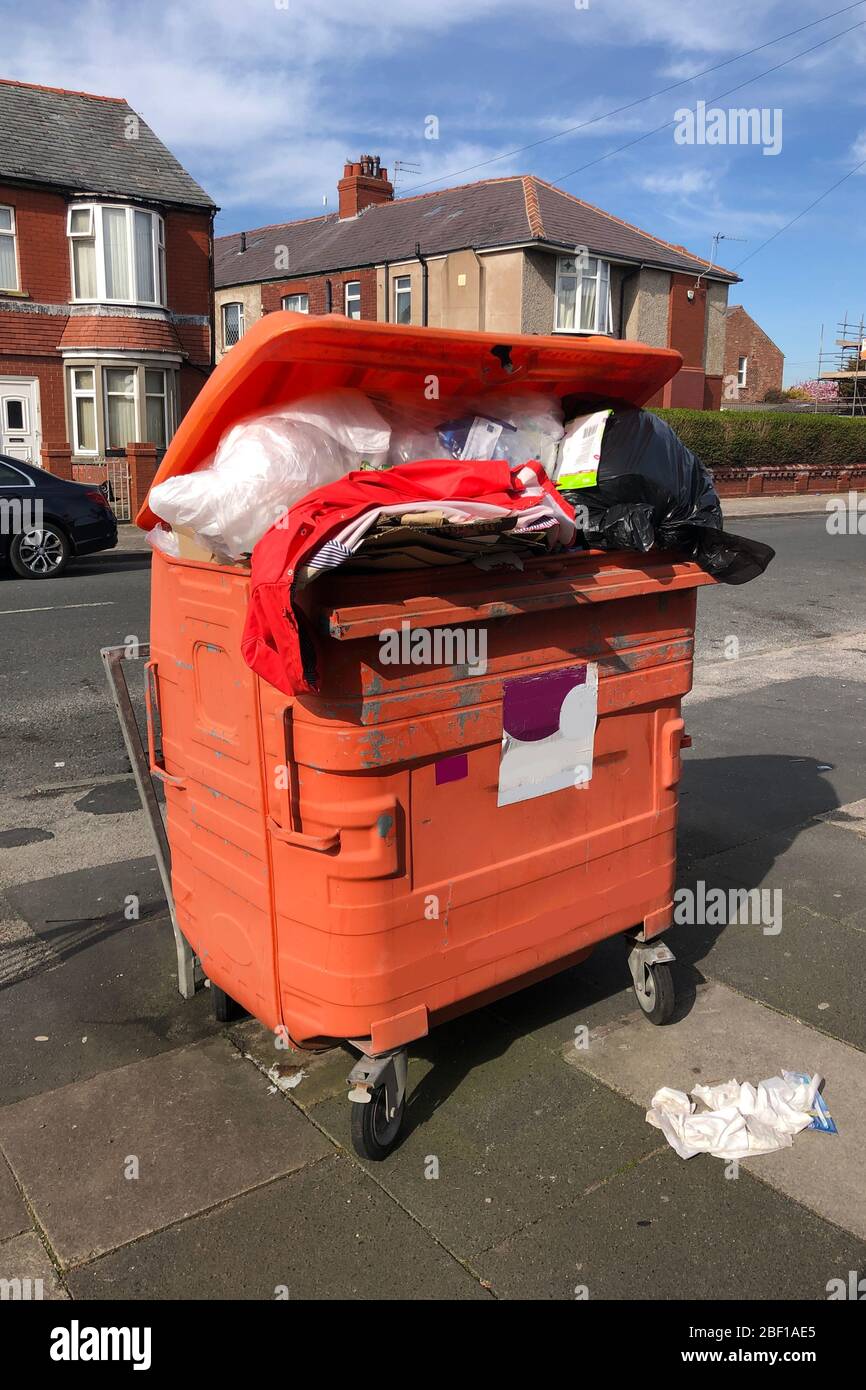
[344,281,361,319]
[70,367,99,457]
[393,275,411,325]
[554,254,612,335]
[737,356,748,389]
[0,204,19,292]
[144,368,170,449]
[67,203,167,307]
[221,301,245,349]
[281,293,309,313]
[103,366,140,452]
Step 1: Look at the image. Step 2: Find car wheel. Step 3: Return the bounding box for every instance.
[9,525,71,579]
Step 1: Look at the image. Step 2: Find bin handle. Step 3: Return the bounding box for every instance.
[144,659,187,789]
[268,704,340,852]
[266,815,340,853]
[660,716,685,790]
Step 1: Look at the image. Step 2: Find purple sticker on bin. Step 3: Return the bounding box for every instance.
[435,753,468,786]
[498,663,598,807]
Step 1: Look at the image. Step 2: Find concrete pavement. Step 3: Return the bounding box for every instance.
[1,513,865,1300]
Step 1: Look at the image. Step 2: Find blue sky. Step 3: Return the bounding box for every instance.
[4,0,866,383]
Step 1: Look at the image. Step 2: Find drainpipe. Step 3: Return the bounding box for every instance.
[415,241,428,327]
[324,278,333,314]
[382,261,390,322]
[618,263,643,340]
[207,208,217,370]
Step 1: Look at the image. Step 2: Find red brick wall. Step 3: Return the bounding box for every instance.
[0,182,70,301]
[164,209,212,330]
[723,305,783,403]
[0,354,67,441]
[261,267,377,319]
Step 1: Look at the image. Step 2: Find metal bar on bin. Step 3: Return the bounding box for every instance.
[100,643,199,1000]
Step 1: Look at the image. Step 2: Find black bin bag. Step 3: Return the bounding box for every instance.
[560,407,774,585]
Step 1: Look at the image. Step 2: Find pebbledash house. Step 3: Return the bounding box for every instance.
[0,79,215,517]
[215,155,740,409]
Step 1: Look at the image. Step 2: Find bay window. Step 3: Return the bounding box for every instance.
[555,254,612,334]
[66,362,177,457]
[68,204,166,306]
[0,205,19,291]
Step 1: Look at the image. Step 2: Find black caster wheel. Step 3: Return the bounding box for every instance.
[634,960,675,1025]
[350,1085,405,1161]
[210,983,247,1023]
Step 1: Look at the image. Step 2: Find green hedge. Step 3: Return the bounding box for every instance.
[651,409,866,471]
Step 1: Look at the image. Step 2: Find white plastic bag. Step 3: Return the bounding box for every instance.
[472,392,564,472]
[274,388,391,468]
[148,389,391,559]
[146,524,181,558]
[149,419,351,560]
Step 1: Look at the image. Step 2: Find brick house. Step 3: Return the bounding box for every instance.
[0,79,216,515]
[723,305,784,403]
[215,156,739,409]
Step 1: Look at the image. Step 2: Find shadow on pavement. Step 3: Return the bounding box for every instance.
[397,753,841,1148]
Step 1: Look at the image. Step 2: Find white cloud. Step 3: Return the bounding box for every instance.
[641,169,715,196]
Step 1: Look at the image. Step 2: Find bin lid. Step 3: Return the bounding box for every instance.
[137,313,682,530]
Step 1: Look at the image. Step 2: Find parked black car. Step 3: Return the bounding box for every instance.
[0,454,118,578]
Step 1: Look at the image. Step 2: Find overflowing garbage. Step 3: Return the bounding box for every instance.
[146,385,775,687]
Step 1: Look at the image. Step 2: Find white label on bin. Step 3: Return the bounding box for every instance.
[498,663,599,807]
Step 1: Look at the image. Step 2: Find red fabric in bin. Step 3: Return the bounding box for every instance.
[241,457,575,696]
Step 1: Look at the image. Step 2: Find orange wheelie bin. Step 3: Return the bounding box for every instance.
[137,314,713,1159]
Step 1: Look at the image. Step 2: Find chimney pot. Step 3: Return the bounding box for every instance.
[338,153,394,220]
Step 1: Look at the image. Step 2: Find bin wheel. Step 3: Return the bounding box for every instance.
[634,960,675,1025]
[350,1084,405,1161]
[210,983,246,1024]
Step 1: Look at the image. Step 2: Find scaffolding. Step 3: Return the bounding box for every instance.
[815,314,866,415]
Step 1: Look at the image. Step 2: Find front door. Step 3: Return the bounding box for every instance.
[0,378,40,463]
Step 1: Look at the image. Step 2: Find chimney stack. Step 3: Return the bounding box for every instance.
[338,155,394,220]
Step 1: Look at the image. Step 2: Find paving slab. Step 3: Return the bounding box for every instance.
[227,1018,348,1108]
[0,1153,29,1242]
[0,1231,68,1300]
[0,863,219,1106]
[69,1154,489,1301]
[0,1036,332,1267]
[670,886,866,1051]
[691,818,866,928]
[564,980,866,1243]
[311,1009,659,1259]
[477,1146,866,1300]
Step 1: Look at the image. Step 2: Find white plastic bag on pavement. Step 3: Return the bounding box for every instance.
[148,419,351,560]
[646,1072,823,1160]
